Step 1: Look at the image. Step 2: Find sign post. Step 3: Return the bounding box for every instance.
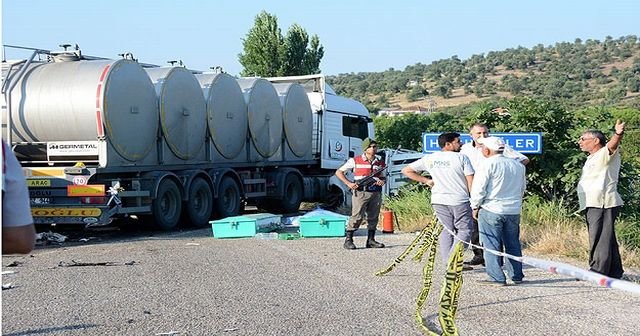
[421,132,543,153]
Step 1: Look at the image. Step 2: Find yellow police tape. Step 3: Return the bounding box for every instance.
[376,220,464,336]
[415,223,440,336]
[412,221,439,263]
[374,217,435,277]
[438,242,464,336]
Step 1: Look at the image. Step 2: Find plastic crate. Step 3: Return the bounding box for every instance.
[299,216,346,237]
[210,213,281,238]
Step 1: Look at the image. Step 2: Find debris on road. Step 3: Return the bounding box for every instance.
[58,260,137,267]
[5,261,24,267]
[78,237,97,242]
[36,232,67,245]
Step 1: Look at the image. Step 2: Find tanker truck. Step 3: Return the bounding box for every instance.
[1,45,420,230]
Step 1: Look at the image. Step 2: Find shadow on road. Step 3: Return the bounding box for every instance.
[4,324,99,336]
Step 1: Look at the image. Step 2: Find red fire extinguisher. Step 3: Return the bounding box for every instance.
[382,209,394,234]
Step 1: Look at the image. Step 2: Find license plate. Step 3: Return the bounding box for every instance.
[31,207,102,217]
[27,179,51,187]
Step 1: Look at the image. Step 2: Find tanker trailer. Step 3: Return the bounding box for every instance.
[2,47,163,227]
[3,46,386,230]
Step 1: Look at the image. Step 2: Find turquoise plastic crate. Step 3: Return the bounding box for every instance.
[210,215,257,238]
[210,213,282,239]
[299,216,346,237]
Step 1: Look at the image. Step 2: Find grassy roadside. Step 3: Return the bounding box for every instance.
[382,186,640,270]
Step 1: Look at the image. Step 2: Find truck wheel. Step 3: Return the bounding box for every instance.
[280,174,303,214]
[184,177,213,228]
[323,188,344,210]
[152,178,182,230]
[216,176,241,218]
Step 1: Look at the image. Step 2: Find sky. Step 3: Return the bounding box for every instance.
[2,0,638,76]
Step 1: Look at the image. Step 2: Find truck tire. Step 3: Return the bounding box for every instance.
[151,178,182,230]
[216,176,242,218]
[280,173,303,214]
[323,188,345,210]
[184,177,213,228]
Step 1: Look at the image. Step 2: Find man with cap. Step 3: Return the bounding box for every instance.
[335,138,386,249]
[470,136,526,285]
[461,122,529,266]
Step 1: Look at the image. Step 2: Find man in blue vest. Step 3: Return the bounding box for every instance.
[335,138,386,250]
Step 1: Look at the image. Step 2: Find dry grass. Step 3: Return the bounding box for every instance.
[520,219,590,260]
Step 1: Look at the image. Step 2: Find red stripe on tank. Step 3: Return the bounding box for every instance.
[95,84,102,108]
[96,110,104,137]
[98,64,111,82]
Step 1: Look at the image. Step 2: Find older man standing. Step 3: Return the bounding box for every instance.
[470,137,527,285]
[461,122,529,266]
[577,120,626,279]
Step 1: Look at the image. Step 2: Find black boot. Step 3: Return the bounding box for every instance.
[344,230,356,250]
[366,230,385,248]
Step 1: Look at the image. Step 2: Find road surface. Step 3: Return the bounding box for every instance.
[2,228,639,335]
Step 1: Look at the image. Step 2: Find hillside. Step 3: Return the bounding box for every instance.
[326,35,640,113]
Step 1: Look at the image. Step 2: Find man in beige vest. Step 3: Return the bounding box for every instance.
[577,120,625,279]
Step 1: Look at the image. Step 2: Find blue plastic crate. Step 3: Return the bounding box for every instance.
[299,216,346,237]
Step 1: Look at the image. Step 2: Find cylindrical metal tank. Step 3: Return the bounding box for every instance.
[195,73,247,160]
[6,59,158,162]
[146,67,207,160]
[272,83,312,157]
[236,78,282,158]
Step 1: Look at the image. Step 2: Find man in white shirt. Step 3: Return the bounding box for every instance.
[402,132,474,263]
[470,137,526,285]
[2,141,36,254]
[461,122,528,266]
[577,120,625,279]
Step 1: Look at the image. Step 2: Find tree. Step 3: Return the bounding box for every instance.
[280,24,308,75]
[239,11,324,77]
[238,11,283,77]
[303,35,324,74]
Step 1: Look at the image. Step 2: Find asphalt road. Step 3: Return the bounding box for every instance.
[2,228,639,336]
